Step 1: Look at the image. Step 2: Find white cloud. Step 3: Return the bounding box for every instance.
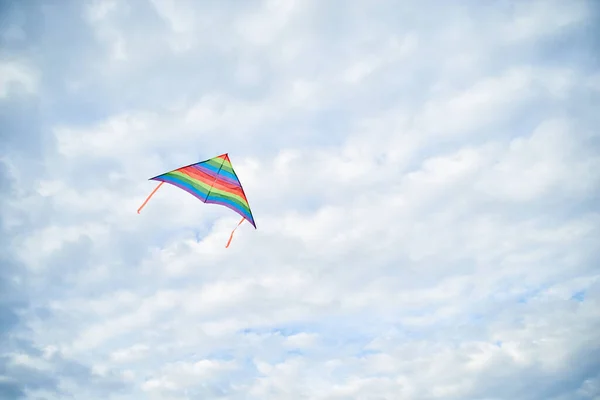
[502,0,590,42]
[0,60,38,98]
[284,332,319,348]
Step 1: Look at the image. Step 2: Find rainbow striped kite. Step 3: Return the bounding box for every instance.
[137,153,256,247]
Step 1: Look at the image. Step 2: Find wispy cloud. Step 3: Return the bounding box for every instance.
[1,0,599,398]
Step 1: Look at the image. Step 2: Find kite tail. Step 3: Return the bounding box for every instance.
[137,181,164,213]
[225,217,246,248]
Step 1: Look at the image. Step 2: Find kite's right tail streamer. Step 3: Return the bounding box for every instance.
[225,217,245,248]
[137,181,164,214]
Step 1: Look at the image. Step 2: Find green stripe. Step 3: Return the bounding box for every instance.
[168,170,213,191]
[206,157,235,174]
[206,191,252,214]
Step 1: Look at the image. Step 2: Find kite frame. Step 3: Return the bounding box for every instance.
[137,153,257,247]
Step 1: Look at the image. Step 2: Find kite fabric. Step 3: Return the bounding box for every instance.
[137,153,256,247]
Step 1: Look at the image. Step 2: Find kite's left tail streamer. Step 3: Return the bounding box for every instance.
[137,181,164,214]
[225,217,245,248]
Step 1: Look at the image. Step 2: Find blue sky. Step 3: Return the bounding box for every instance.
[1,0,600,398]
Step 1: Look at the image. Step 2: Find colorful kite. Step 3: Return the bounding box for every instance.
[137,153,256,247]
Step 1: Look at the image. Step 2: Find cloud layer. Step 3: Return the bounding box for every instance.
[2,0,599,398]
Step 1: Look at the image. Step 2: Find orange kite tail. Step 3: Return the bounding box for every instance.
[137,181,164,213]
[226,217,246,248]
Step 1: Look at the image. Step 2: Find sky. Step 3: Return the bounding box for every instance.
[1,0,599,399]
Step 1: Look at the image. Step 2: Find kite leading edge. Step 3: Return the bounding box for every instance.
[137,153,256,248]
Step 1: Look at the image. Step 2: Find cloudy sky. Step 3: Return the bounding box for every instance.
[1,0,600,399]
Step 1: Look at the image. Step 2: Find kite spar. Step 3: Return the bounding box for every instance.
[137,153,256,247]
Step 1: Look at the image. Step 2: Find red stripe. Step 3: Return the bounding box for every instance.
[179,166,247,200]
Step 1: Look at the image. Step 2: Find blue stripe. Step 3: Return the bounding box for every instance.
[195,164,239,184]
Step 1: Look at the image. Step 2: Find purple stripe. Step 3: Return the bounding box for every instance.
[206,198,256,227]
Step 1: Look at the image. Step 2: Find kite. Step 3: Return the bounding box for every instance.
[137,153,256,248]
